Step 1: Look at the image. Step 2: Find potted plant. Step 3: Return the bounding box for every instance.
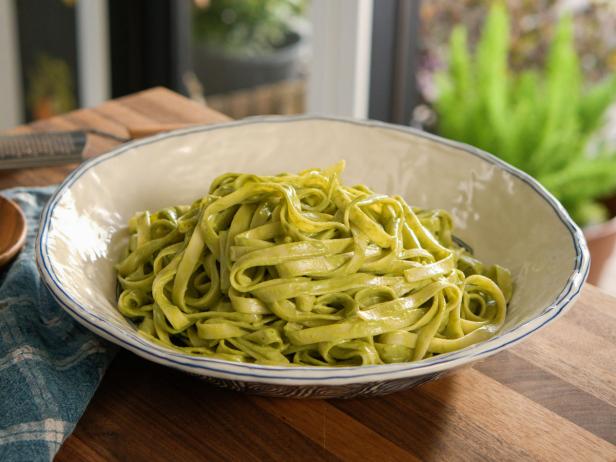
[433,3,616,284]
[27,54,76,120]
[191,0,309,96]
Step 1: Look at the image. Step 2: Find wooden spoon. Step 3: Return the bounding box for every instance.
[0,195,27,268]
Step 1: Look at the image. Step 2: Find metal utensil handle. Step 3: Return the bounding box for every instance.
[0,131,87,170]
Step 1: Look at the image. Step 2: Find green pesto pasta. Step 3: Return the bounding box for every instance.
[115,162,512,366]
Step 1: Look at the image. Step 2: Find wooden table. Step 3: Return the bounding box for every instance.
[3,88,615,461]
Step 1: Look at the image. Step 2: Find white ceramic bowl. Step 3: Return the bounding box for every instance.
[36,117,589,398]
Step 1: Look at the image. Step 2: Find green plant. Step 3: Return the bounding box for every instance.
[27,54,76,119]
[435,3,616,226]
[192,0,306,55]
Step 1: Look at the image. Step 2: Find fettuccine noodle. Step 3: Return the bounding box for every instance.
[116,162,512,366]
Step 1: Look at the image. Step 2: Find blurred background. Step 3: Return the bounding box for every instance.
[1,0,616,291]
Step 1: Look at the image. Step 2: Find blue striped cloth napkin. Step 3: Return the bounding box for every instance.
[0,187,116,462]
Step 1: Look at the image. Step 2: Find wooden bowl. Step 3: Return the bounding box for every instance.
[0,195,27,268]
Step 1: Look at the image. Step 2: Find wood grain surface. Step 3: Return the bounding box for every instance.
[2,88,614,462]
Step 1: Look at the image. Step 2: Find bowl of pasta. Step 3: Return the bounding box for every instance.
[36,116,589,398]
